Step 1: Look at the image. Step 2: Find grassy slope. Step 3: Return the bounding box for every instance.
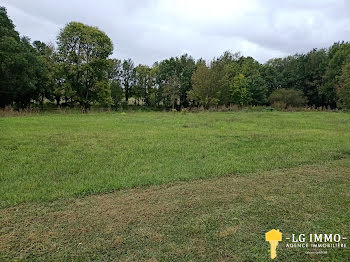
[1,111,350,207]
[0,159,349,261]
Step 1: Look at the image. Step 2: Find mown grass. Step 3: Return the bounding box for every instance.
[0,159,349,261]
[1,111,350,207]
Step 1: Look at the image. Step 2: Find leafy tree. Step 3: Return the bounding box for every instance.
[107,59,123,108]
[188,62,218,108]
[110,81,123,108]
[32,41,59,107]
[0,7,19,40]
[121,59,135,102]
[262,60,279,95]
[211,51,241,106]
[148,65,159,107]
[245,75,267,105]
[150,62,163,107]
[263,55,303,92]
[157,57,178,107]
[301,49,328,106]
[336,60,350,109]
[163,75,180,109]
[217,55,267,106]
[268,88,307,108]
[0,7,47,108]
[57,21,114,112]
[322,42,350,107]
[239,56,260,76]
[230,74,252,106]
[134,65,152,105]
[155,54,195,108]
[262,58,285,94]
[238,57,267,105]
[263,51,329,107]
[176,54,196,107]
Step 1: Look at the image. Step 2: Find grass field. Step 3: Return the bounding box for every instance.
[0,111,350,261]
[1,111,350,207]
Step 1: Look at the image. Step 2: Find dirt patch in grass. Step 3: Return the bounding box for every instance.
[0,159,350,261]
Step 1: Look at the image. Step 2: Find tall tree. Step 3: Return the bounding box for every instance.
[230,74,252,106]
[211,51,241,106]
[176,54,196,107]
[239,57,267,105]
[262,58,285,94]
[134,65,152,105]
[0,7,45,108]
[32,41,59,107]
[322,42,350,107]
[188,62,218,108]
[150,62,163,107]
[301,49,328,106]
[121,59,135,102]
[336,60,350,109]
[108,59,123,108]
[157,57,178,107]
[155,55,195,108]
[163,75,180,109]
[57,21,114,112]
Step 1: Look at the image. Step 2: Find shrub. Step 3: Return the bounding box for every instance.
[268,89,307,108]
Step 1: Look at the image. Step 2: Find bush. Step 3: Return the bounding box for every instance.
[268,89,307,108]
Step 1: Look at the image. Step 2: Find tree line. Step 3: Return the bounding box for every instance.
[1,6,350,111]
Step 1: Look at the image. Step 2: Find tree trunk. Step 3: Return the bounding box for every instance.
[55,96,60,107]
[81,103,89,113]
[125,85,129,102]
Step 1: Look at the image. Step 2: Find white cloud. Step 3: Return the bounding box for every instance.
[2,0,350,65]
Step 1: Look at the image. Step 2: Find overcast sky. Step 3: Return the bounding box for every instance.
[3,0,350,65]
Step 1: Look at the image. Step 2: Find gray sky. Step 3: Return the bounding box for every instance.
[3,0,350,65]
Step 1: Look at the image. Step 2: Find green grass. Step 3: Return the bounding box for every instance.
[1,111,350,261]
[1,111,350,207]
[1,159,349,261]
